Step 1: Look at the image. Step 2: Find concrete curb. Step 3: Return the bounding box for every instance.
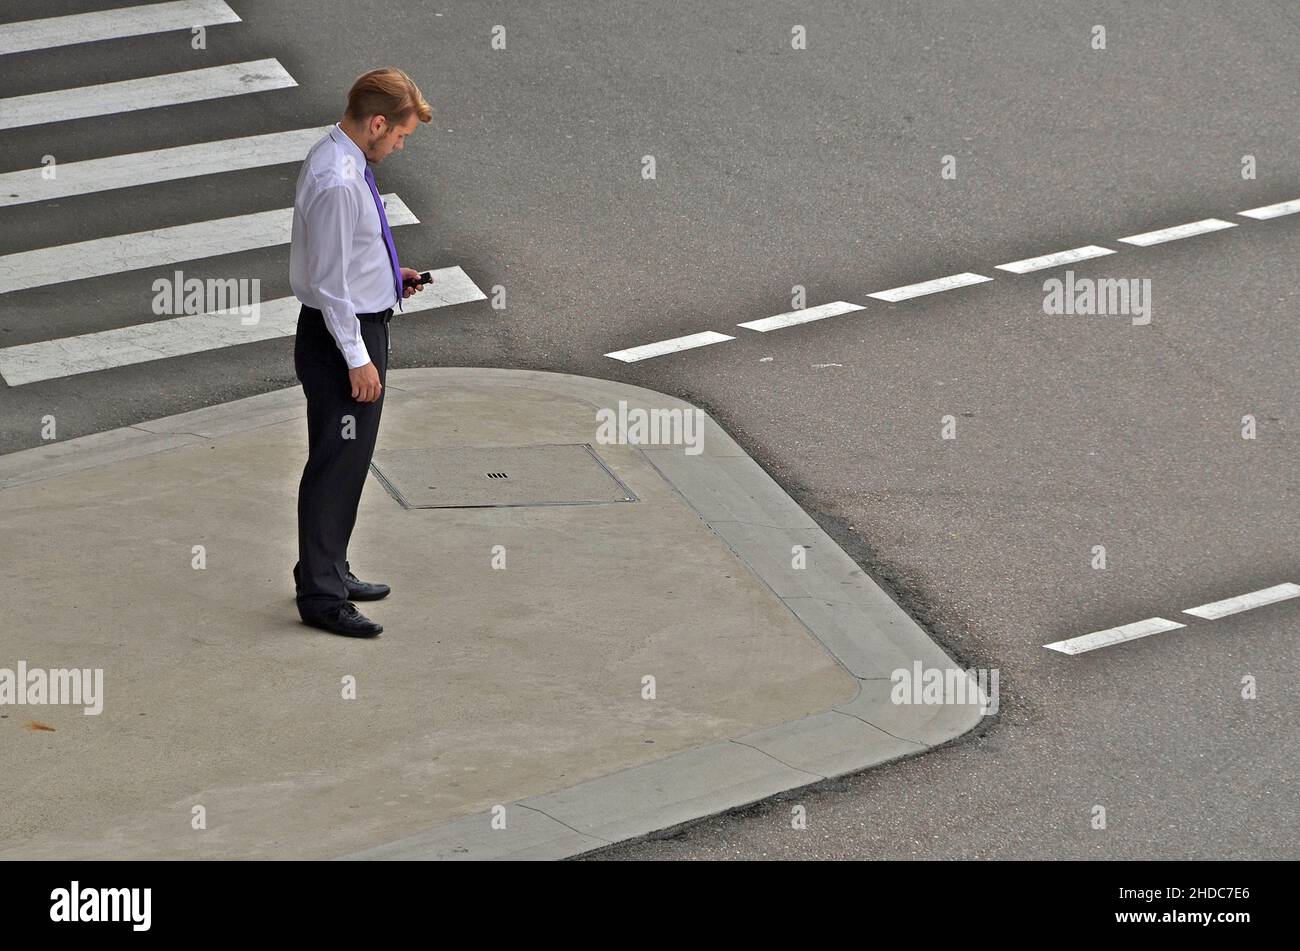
[0,368,985,860]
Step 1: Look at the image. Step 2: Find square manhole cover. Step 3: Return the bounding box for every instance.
[370,444,638,508]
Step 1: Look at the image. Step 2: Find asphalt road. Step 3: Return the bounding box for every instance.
[1,0,1296,858]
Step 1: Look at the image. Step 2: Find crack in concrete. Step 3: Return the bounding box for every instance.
[129,425,212,439]
[832,701,929,749]
[727,738,828,781]
[513,802,612,845]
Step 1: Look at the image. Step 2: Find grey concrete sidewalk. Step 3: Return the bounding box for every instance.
[0,368,983,860]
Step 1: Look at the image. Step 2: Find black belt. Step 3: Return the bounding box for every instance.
[302,304,392,324]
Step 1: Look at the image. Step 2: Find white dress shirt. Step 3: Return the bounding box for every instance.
[289,124,399,369]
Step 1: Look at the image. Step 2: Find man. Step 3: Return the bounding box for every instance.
[288,67,433,637]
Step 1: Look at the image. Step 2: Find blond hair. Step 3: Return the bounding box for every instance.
[345,67,432,125]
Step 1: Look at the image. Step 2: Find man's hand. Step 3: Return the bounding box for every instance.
[349,361,382,403]
[400,266,433,298]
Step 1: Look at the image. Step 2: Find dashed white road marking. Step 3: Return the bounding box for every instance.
[866,272,992,302]
[0,0,239,56]
[605,331,733,363]
[0,127,329,208]
[995,245,1115,274]
[1046,582,1299,655]
[1044,617,1186,655]
[1237,198,1300,220]
[0,59,295,130]
[0,194,416,294]
[738,301,864,332]
[0,267,485,387]
[1182,582,1300,620]
[1117,218,1236,247]
[607,199,1284,362]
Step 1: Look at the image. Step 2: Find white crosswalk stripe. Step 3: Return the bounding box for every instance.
[0,268,487,387]
[0,128,330,208]
[0,59,296,130]
[0,1,240,56]
[0,195,417,294]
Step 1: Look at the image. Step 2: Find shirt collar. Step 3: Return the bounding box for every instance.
[330,122,368,170]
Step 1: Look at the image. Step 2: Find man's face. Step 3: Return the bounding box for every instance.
[363,112,419,163]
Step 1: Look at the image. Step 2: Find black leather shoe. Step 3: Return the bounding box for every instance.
[344,569,390,601]
[293,563,391,601]
[298,601,383,638]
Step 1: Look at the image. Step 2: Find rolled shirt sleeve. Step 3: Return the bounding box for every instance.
[303,182,371,369]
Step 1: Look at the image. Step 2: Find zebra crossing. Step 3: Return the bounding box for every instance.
[0,1,485,388]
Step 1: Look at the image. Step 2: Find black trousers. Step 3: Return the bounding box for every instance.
[293,304,390,607]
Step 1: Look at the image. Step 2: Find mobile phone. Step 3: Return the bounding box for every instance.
[403,271,433,289]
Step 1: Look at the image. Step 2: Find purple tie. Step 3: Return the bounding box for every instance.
[363,165,403,310]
